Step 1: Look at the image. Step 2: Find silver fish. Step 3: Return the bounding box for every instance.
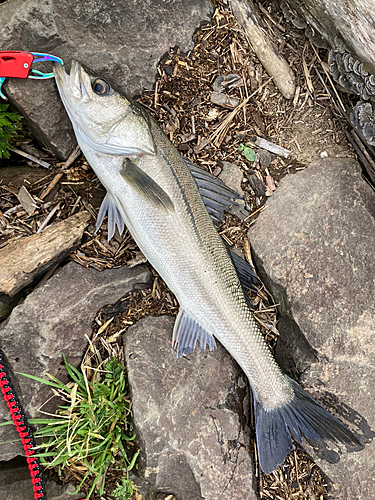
[54,61,359,474]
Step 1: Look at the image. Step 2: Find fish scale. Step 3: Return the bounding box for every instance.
[54,60,361,476]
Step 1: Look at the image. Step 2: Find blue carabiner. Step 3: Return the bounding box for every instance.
[0,51,64,99]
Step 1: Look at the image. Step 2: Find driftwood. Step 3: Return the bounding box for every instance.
[0,211,91,296]
[231,0,296,99]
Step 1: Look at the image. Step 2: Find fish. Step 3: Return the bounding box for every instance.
[54,60,360,475]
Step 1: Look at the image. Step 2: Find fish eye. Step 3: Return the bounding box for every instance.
[92,78,110,95]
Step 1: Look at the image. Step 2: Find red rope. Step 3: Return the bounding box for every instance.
[0,352,46,500]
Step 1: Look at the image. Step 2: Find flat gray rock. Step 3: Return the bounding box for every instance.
[124,315,257,500]
[0,261,151,461]
[248,158,375,499]
[0,0,212,159]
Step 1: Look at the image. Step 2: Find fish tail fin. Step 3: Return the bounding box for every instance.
[254,375,360,474]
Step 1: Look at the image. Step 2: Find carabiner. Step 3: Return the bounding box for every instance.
[0,51,64,99]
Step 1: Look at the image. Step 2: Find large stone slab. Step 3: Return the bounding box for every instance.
[124,315,257,500]
[0,0,212,159]
[0,261,151,461]
[248,157,375,499]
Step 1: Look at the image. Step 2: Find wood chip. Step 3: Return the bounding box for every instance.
[210,91,240,109]
[17,185,38,215]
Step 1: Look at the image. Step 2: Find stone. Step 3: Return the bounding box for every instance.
[5,78,77,161]
[0,456,83,500]
[124,315,257,500]
[0,292,22,321]
[248,157,375,499]
[0,261,152,461]
[0,0,213,160]
[218,160,250,220]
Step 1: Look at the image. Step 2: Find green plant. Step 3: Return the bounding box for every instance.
[19,355,139,499]
[112,475,137,499]
[238,143,256,162]
[0,103,21,158]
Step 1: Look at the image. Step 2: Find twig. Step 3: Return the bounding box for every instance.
[37,202,61,233]
[61,145,81,170]
[249,136,291,158]
[302,43,314,94]
[39,173,64,200]
[11,148,51,169]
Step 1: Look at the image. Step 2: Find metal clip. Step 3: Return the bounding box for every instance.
[0,51,64,99]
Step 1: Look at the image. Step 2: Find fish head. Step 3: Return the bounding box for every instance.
[54,60,155,157]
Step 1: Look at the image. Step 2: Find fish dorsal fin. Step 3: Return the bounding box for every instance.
[172,309,216,358]
[121,158,174,212]
[183,158,260,292]
[228,248,260,293]
[96,192,125,241]
[183,157,241,226]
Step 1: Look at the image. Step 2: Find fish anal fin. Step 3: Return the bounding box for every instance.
[121,158,174,212]
[172,309,216,358]
[96,192,125,241]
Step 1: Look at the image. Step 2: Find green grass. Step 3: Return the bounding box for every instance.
[0,103,21,159]
[19,355,138,499]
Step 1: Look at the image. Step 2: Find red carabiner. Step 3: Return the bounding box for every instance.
[0,51,34,79]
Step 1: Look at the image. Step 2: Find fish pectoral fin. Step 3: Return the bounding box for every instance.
[172,309,216,358]
[121,158,174,212]
[96,191,125,241]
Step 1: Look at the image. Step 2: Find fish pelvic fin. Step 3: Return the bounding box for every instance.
[96,192,125,241]
[254,375,361,475]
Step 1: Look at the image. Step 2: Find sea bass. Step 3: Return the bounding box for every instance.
[54,61,359,474]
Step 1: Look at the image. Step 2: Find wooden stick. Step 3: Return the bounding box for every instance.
[39,173,64,200]
[231,0,295,99]
[11,148,51,169]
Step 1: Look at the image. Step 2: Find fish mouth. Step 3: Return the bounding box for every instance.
[54,60,88,119]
